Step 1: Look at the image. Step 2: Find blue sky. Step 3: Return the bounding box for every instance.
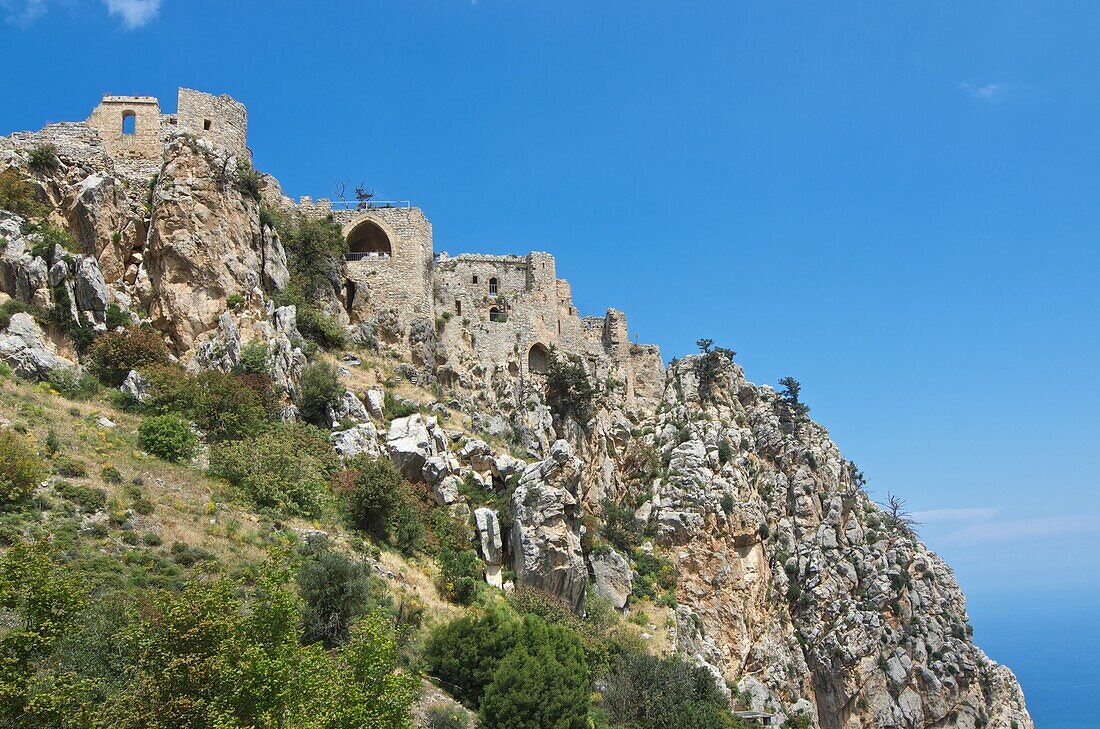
[3,0,1099,710]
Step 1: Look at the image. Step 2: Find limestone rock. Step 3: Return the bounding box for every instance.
[120,369,151,403]
[331,423,380,461]
[510,440,587,612]
[474,507,503,566]
[588,548,632,610]
[385,414,445,481]
[0,313,74,379]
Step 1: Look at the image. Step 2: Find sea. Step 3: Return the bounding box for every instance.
[969,596,1099,729]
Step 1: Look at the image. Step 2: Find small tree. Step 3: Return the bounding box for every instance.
[777,376,810,435]
[297,360,342,427]
[86,328,170,386]
[138,414,198,463]
[0,430,46,504]
[694,339,735,402]
[27,144,60,175]
[297,536,383,648]
[881,493,918,535]
[545,349,595,422]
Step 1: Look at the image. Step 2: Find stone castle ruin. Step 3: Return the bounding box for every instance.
[1,88,664,412]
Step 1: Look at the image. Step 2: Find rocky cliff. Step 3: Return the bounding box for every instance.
[0,96,1032,729]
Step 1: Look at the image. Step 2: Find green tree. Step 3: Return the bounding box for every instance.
[298,360,342,427]
[138,414,198,463]
[210,422,338,517]
[478,615,590,729]
[422,607,518,709]
[337,455,423,554]
[546,349,595,422]
[0,168,50,221]
[86,328,169,386]
[0,429,46,504]
[777,376,810,435]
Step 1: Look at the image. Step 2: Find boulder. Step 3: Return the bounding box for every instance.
[364,387,385,418]
[331,423,380,461]
[0,313,74,379]
[588,548,632,610]
[474,507,503,566]
[120,369,151,403]
[510,440,587,612]
[386,414,444,480]
[328,389,370,427]
[72,255,109,326]
[432,475,462,506]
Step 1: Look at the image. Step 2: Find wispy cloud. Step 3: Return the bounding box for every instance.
[103,0,161,29]
[0,0,48,25]
[937,514,1100,546]
[960,81,1009,102]
[913,507,1001,523]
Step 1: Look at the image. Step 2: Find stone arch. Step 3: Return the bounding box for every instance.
[489,306,505,323]
[528,343,550,374]
[343,217,393,260]
[122,111,136,135]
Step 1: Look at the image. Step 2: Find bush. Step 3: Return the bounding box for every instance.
[297,536,385,649]
[423,607,519,709]
[0,430,46,504]
[296,305,346,349]
[600,651,738,729]
[235,340,270,376]
[478,615,590,729]
[53,480,107,512]
[297,360,342,427]
[337,456,423,554]
[144,367,273,442]
[267,209,347,302]
[428,706,469,729]
[599,499,644,554]
[138,414,198,463]
[437,548,483,605]
[47,368,100,400]
[52,454,87,477]
[0,168,50,221]
[87,328,169,386]
[26,220,79,257]
[546,349,595,422]
[631,549,678,601]
[0,300,38,330]
[209,422,338,517]
[233,161,265,202]
[27,144,60,175]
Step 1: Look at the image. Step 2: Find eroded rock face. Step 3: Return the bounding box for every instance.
[510,440,587,612]
[588,548,632,610]
[385,414,447,481]
[0,312,75,379]
[145,136,283,350]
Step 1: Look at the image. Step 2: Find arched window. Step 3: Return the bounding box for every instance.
[122,111,136,135]
[489,307,506,323]
[488,277,498,297]
[345,219,392,260]
[528,343,550,374]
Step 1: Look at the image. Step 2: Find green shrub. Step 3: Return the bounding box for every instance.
[0,430,46,504]
[600,651,738,729]
[235,340,270,376]
[631,549,678,601]
[52,454,87,477]
[138,414,198,463]
[101,465,124,484]
[478,615,590,729]
[53,480,107,512]
[0,168,50,221]
[437,548,483,605]
[209,422,338,517]
[297,360,342,427]
[105,303,130,330]
[383,391,418,420]
[0,300,37,330]
[296,305,346,349]
[47,368,100,400]
[87,328,169,386]
[297,536,385,649]
[26,220,79,257]
[546,349,595,422]
[599,499,643,554]
[27,144,60,175]
[144,367,273,442]
[233,161,265,202]
[428,706,470,729]
[423,607,519,709]
[337,456,423,554]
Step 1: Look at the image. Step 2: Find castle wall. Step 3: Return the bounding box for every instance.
[173,88,249,161]
[86,96,162,162]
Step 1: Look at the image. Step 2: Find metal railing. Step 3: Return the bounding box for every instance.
[343,251,392,262]
[329,200,412,210]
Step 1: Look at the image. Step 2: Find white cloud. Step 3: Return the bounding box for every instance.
[940,515,1100,545]
[0,0,48,25]
[913,507,1000,523]
[103,0,160,29]
[960,81,1009,102]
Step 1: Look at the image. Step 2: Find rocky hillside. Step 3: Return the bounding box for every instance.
[0,106,1032,728]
